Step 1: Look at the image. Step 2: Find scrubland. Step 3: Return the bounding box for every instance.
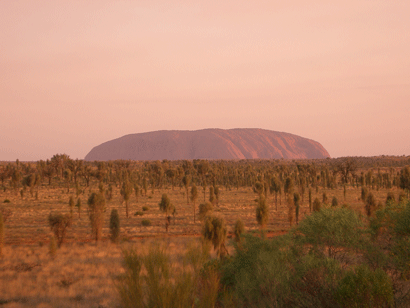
[0,156,410,307]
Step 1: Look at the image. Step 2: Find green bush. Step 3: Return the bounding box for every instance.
[221,234,343,307]
[141,219,151,227]
[134,211,144,216]
[3,199,10,203]
[142,206,149,211]
[293,207,366,260]
[336,265,394,308]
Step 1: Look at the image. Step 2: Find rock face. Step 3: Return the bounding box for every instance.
[84,128,330,161]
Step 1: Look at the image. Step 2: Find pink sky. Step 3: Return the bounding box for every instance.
[1,1,409,161]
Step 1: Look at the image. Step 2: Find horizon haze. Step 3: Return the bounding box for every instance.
[1,1,409,161]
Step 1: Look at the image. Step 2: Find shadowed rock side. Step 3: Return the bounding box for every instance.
[84,128,330,161]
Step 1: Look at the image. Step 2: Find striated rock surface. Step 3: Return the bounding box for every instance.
[84,128,330,161]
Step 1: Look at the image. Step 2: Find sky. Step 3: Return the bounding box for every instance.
[1,1,409,161]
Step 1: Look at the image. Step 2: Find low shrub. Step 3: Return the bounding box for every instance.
[134,211,144,216]
[48,213,72,247]
[142,206,149,211]
[336,265,394,307]
[3,199,10,203]
[141,219,151,226]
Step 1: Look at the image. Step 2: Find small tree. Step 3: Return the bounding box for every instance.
[199,202,213,221]
[0,212,3,256]
[234,218,245,243]
[294,192,301,224]
[134,184,140,202]
[75,198,81,218]
[182,175,191,204]
[399,166,410,197]
[386,192,395,205]
[270,177,281,210]
[68,196,75,218]
[313,198,321,212]
[343,184,347,201]
[159,194,172,232]
[253,181,264,197]
[361,187,368,203]
[98,182,104,194]
[107,184,113,201]
[88,192,105,241]
[256,195,268,232]
[322,192,328,204]
[110,209,120,243]
[209,186,215,204]
[202,180,207,202]
[190,185,198,223]
[214,186,220,206]
[365,192,376,217]
[121,180,133,218]
[287,196,294,226]
[284,177,294,198]
[63,169,72,193]
[48,213,72,247]
[142,178,148,196]
[202,215,227,258]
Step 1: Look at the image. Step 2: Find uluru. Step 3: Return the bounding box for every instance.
[84,128,330,161]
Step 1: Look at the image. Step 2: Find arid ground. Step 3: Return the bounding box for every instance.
[0,157,409,307]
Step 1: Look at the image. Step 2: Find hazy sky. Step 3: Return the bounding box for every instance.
[1,1,409,161]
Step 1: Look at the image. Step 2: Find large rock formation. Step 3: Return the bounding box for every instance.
[84,128,330,161]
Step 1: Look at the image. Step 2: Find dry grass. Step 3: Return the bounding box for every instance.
[0,177,405,307]
[0,237,205,308]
